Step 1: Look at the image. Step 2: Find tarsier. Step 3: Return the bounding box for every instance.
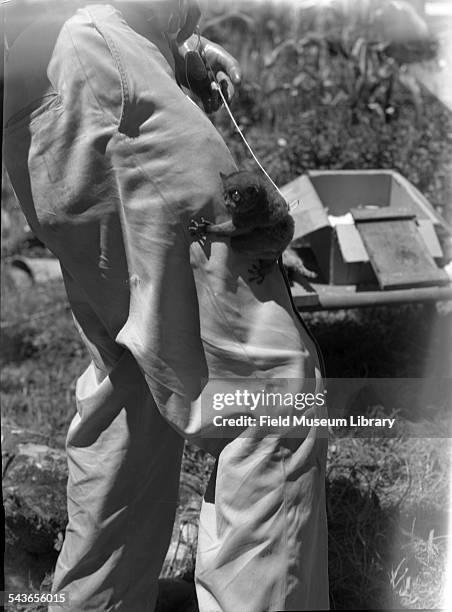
[188,170,316,284]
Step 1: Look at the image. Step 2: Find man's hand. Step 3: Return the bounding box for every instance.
[164,0,241,113]
[172,35,242,114]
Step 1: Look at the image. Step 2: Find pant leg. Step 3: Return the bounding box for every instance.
[193,368,329,612]
[49,270,185,611]
[196,425,329,612]
[55,352,184,611]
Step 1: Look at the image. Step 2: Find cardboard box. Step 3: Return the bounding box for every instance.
[281,170,447,288]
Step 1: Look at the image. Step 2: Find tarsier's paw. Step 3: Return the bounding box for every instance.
[188,217,211,239]
[248,261,272,285]
[282,248,317,282]
[290,261,317,279]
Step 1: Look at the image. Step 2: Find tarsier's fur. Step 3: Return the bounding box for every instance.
[189,170,316,284]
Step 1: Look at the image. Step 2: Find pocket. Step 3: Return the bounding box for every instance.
[71,5,137,134]
[76,4,176,135]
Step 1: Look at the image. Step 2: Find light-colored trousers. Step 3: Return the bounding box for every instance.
[4,4,329,611]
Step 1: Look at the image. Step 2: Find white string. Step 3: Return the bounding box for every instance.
[212,80,285,199]
[193,37,285,199]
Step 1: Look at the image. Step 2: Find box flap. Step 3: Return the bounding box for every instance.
[389,173,440,224]
[417,219,444,259]
[281,174,329,239]
[336,224,369,263]
[351,206,415,222]
[356,218,449,289]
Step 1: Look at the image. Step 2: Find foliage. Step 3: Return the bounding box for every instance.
[1,278,85,448]
[198,0,451,223]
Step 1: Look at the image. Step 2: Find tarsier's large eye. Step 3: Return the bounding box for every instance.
[246,186,259,197]
[231,190,241,203]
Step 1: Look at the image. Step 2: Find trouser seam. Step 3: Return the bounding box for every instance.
[281,451,289,609]
[63,22,114,127]
[88,19,130,133]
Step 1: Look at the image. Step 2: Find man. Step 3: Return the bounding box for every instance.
[3,1,329,610]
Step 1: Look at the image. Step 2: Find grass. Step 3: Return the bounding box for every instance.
[1,274,84,448]
[326,435,450,609]
[2,261,450,609]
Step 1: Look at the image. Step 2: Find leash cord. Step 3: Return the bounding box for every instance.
[185,31,285,199]
[211,78,285,199]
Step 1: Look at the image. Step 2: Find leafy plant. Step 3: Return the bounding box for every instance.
[198,0,450,223]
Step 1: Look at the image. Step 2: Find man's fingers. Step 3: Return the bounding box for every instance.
[216,71,234,104]
[202,40,242,86]
[226,63,242,86]
[211,46,242,86]
[207,85,220,113]
[220,78,231,104]
[175,33,241,112]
